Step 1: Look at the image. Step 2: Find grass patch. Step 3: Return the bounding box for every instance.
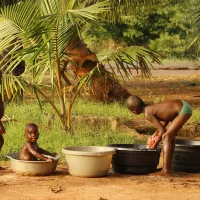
[189,107,200,124]
[1,99,199,162]
[72,99,136,119]
[1,100,142,162]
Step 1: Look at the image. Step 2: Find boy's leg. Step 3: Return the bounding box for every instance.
[0,134,3,150]
[162,114,192,174]
[0,134,4,170]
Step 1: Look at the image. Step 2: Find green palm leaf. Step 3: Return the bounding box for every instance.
[0,0,160,132]
[97,46,161,78]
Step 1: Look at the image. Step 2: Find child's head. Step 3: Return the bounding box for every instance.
[126,95,144,114]
[24,123,39,143]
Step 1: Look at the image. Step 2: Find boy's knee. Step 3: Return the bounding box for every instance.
[162,133,175,142]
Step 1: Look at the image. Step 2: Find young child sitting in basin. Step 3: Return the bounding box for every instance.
[19,123,56,162]
[126,95,192,176]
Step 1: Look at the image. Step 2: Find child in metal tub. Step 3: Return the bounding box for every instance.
[19,123,56,162]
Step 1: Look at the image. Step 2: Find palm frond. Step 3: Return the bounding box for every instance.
[98,0,157,23]
[97,46,161,78]
[39,0,59,15]
[189,6,200,50]
[38,0,111,63]
[0,0,43,64]
[0,0,39,32]
[73,64,101,100]
[1,74,26,101]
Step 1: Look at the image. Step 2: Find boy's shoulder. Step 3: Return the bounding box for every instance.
[144,101,170,112]
[23,141,33,147]
[152,99,179,106]
[144,105,155,116]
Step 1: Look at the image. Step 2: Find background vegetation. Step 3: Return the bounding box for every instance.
[0,0,161,133]
[84,0,200,59]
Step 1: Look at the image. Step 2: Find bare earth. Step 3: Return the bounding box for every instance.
[1,160,200,200]
[123,69,200,107]
[1,66,200,200]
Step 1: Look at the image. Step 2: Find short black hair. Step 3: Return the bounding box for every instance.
[126,95,144,111]
[25,123,38,131]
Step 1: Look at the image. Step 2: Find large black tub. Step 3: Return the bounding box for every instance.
[109,144,161,174]
[172,139,200,173]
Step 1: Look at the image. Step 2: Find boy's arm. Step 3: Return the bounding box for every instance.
[27,144,52,162]
[145,113,167,136]
[145,114,168,149]
[38,148,53,155]
[0,96,5,135]
[146,114,169,149]
[0,121,5,135]
[153,121,168,136]
[39,148,57,157]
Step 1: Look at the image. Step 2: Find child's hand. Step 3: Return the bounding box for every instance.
[46,158,53,162]
[148,135,161,149]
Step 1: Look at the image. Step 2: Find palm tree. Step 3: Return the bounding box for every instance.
[0,0,160,132]
[190,6,200,51]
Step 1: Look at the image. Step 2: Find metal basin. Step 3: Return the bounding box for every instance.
[172,139,200,173]
[7,153,60,176]
[109,144,161,174]
[62,146,116,178]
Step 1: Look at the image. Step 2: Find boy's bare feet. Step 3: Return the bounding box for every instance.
[149,170,171,177]
[0,166,5,170]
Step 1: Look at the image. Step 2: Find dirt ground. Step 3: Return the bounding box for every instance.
[122,69,200,107]
[1,159,200,200]
[1,67,200,200]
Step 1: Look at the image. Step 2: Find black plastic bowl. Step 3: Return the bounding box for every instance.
[172,139,200,173]
[109,144,161,174]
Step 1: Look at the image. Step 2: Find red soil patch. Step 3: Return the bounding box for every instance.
[0,161,200,200]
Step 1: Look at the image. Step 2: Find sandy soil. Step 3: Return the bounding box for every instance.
[1,68,200,200]
[0,161,200,200]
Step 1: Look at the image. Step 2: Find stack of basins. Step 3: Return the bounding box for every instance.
[109,144,161,174]
[172,139,200,173]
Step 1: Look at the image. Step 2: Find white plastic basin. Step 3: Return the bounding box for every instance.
[7,153,60,176]
[62,146,116,177]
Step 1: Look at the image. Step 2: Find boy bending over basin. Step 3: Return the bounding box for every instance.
[126,95,192,176]
[19,123,56,162]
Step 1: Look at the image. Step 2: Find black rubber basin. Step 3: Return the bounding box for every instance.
[172,139,200,173]
[109,144,161,174]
